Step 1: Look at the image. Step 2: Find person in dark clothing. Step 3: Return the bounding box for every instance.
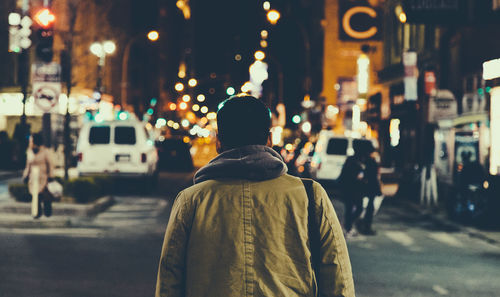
[358,152,381,235]
[338,144,373,237]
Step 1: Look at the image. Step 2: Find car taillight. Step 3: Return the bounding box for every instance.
[141,153,147,163]
[78,152,83,162]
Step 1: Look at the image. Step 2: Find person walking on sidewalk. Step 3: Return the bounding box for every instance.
[22,132,54,218]
[338,144,372,237]
[357,149,381,235]
[156,95,355,297]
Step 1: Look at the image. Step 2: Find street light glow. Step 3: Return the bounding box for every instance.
[103,41,116,54]
[169,103,177,110]
[399,12,407,23]
[254,50,265,61]
[260,40,268,48]
[261,30,268,39]
[182,94,191,102]
[147,30,159,41]
[192,104,200,111]
[188,78,198,87]
[197,94,206,102]
[267,10,280,25]
[263,1,271,11]
[179,102,188,110]
[226,87,236,95]
[200,106,208,114]
[175,82,184,92]
[90,43,103,57]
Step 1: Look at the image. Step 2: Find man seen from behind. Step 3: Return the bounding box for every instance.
[156,95,355,297]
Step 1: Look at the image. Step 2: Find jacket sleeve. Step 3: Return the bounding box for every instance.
[156,191,193,297]
[313,182,355,297]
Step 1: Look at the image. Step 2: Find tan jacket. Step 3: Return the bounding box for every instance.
[23,147,53,195]
[156,145,355,297]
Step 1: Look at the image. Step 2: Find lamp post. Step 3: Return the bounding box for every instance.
[90,40,116,94]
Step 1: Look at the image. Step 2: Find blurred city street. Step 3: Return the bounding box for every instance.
[2,0,500,296]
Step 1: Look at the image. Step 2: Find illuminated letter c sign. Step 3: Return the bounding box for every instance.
[342,6,378,40]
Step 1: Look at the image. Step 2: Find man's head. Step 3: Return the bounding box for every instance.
[216,95,271,151]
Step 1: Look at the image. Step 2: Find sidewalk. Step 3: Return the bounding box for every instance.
[0,196,115,229]
[0,169,23,181]
[380,182,500,247]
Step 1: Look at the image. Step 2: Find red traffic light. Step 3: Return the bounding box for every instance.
[34,8,55,28]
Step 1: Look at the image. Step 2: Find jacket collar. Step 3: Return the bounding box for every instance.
[193,145,287,184]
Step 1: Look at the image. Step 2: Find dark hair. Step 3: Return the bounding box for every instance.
[216,95,271,149]
[32,132,44,147]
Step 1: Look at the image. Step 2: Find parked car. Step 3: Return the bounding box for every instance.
[310,130,378,182]
[76,119,158,179]
[156,137,194,172]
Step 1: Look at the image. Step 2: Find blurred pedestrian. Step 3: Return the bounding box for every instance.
[156,95,355,297]
[22,132,54,219]
[358,150,381,235]
[338,143,372,237]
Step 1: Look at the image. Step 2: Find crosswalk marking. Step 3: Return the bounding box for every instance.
[428,232,463,248]
[432,284,450,295]
[384,231,422,252]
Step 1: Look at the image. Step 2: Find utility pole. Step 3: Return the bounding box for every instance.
[61,0,79,180]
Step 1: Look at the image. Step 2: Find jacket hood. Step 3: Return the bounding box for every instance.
[194,145,287,184]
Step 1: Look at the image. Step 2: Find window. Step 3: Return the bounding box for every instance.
[115,127,136,145]
[326,138,348,155]
[89,126,110,144]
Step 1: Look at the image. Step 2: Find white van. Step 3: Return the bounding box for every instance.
[310,130,378,182]
[76,119,158,178]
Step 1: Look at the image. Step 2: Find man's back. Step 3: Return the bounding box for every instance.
[157,173,354,297]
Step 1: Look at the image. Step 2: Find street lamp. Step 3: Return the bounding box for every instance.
[147,30,159,42]
[267,10,280,25]
[90,40,116,93]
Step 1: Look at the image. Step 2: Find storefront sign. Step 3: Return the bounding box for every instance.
[483,58,500,80]
[490,87,500,175]
[403,51,418,101]
[339,0,381,41]
[424,71,436,95]
[428,89,457,123]
[403,0,466,23]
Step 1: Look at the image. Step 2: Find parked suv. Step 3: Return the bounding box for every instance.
[76,119,158,178]
[310,130,378,182]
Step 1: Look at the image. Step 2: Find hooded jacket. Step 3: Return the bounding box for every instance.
[156,145,355,297]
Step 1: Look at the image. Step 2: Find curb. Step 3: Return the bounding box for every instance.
[0,196,115,228]
[0,171,23,181]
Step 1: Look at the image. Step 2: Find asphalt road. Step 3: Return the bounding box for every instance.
[1,172,499,297]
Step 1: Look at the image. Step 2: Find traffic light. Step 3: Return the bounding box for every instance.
[34,8,55,62]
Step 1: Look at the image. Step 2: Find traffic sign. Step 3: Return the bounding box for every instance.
[31,62,61,113]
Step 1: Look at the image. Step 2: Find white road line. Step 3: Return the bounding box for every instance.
[428,232,463,248]
[432,284,450,295]
[385,231,422,251]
